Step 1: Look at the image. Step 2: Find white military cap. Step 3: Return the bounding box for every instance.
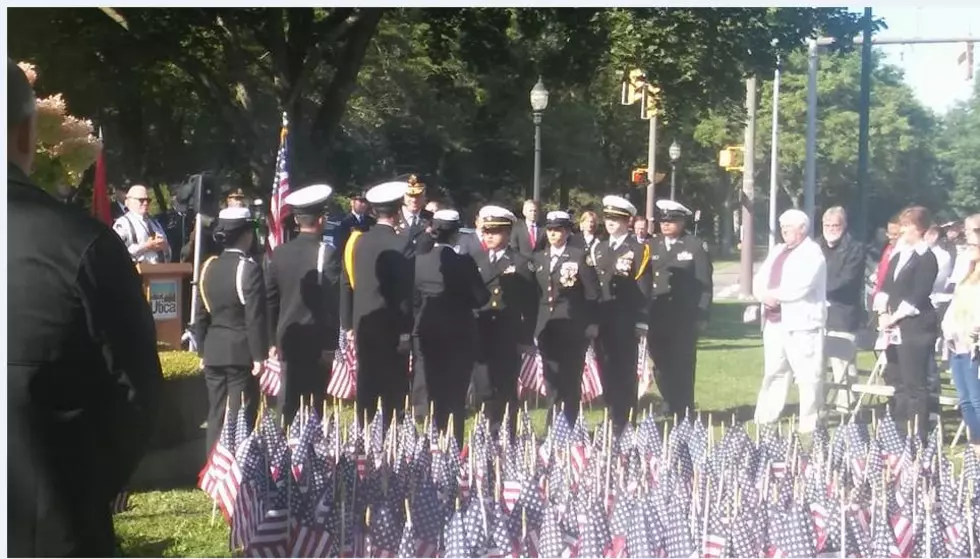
[656,199,693,220]
[218,207,252,221]
[545,210,573,228]
[479,205,517,228]
[432,209,460,222]
[284,183,332,215]
[365,181,409,205]
[602,195,637,218]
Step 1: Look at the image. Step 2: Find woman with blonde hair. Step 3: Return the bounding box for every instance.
[572,210,603,265]
[942,213,980,457]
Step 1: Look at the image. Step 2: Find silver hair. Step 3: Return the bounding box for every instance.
[822,206,847,224]
[779,209,810,232]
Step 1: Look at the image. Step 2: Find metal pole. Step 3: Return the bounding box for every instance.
[670,162,677,201]
[532,112,542,202]
[769,54,781,250]
[804,38,818,225]
[645,115,658,222]
[856,7,874,242]
[739,76,757,299]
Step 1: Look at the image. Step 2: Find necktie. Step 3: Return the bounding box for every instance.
[550,253,559,271]
[529,224,536,248]
[490,251,497,264]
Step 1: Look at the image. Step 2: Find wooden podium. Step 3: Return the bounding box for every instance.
[137,263,194,349]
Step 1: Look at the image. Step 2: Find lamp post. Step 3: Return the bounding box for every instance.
[668,140,681,200]
[530,76,549,202]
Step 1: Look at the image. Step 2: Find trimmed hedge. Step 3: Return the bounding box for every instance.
[159,350,201,380]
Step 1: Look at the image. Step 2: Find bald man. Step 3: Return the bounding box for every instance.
[112,184,172,263]
[7,59,163,557]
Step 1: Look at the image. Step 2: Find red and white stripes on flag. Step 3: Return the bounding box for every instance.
[636,332,651,398]
[267,112,291,254]
[110,490,130,514]
[327,331,357,400]
[259,357,282,397]
[518,343,547,398]
[580,342,603,403]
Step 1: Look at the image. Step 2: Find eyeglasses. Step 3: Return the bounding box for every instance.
[128,197,150,204]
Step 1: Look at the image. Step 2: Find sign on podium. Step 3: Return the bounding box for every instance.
[136,263,194,349]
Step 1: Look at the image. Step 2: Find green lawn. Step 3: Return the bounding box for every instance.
[114,302,968,557]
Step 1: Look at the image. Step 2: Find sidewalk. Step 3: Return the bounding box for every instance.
[713,259,762,300]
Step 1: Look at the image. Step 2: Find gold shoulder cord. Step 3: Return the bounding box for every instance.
[344,230,363,289]
[635,243,651,280]
[198,256,218,314]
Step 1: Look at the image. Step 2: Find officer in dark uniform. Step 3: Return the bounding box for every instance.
[412,209,490,445]
[340,180,415,426]
[193,207,269,452]
[533,210,601,426]
[395,174,434,256]
[647,199,713,418]
[472,205,538,435]
[592,195,653,431]
[266,183,340,424]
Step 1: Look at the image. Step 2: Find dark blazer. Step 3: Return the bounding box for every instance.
[110,199,127,220]
[649,232,714,321]
[266,232,341,358]
[193,249,269,366]
[474,246,538,346]
[881,244,939,344]
[413,245,490,338]
[510,220,546,256]
[820,234,866,332]
[340,223,414,338]
[8,164,163,557]
[532,244,601,336]
[593,235,654,328]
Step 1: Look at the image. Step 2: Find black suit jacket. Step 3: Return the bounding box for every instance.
[193,249,269,366]
[593,236,654,328]
[881,245,939,344]
[7,164,162,557]
[820,234,867,332]
[110,200,127,221]
[474,246,538,345]
[413,245,490,338]
[334,212,375,256]
[649,232,714,320]
[510,220,546,256]
[340,224,414,338]
[266,232,341,358]
[532,244,600,336]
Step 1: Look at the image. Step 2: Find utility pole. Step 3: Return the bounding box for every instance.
[645,115,658,222]
[804,39,818,226]
[769,53,781,250]
[855,7,873,242]
[739,76,757,299]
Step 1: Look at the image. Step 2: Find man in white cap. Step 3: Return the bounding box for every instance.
[647,199,713,418]
[411,209,490,445]
[192,207,269,454]
[112,184,172,263]
[471,205,538,435]
[532,210,601,426]
[752,208,827,434]
[340,179,415,426]
[266,183,340,424]
[592,195,653,431]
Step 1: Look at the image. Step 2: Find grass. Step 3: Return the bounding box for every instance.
[115,302,969,557]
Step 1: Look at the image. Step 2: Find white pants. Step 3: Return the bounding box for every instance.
[825,331,858,410]
[754,325,825,433]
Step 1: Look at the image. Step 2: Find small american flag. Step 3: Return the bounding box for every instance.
[267,112,291,254]
[518,343,547,398]
[327,331,357,400]
[580,343,603,403]
[635,332,651,398]
[259,357,282,397]
[111,490,130,514]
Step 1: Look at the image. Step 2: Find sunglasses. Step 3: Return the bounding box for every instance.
[128,197,150,204]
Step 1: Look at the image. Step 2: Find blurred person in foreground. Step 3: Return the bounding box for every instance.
[818,206,866,413]
[7,59,163,557]
[941,214,980,458]
[752,209,827,433]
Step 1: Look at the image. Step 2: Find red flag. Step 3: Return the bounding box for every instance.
[91,132,111,225]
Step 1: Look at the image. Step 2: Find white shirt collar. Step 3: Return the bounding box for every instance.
[898,240,929,256]
[550,244,566,258]
[609,233,628,248]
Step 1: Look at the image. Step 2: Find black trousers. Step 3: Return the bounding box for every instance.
[356,332,409,428]
[538,320,587,427]
[409,336,429,419]
[884,340,933,443]
[649,305,699,417]
[473,315,522,437]
[419,330,475,447]
[204,365,258,453]
[597,319,640,430]
[278,353,332,426]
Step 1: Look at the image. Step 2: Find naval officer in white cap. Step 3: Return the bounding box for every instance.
[266,183,340,423]
[591,195,653,432]
[339,179,415,427]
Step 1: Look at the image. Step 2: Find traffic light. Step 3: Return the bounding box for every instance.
[631,167,648,184]
[640,84,661,120]
[718,146,745,171]
[620,69,646,105]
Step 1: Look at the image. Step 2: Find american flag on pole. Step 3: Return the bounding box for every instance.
[267,112,291,254]
[580,342,603,403]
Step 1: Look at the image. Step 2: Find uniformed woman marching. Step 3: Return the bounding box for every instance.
[193,207,269,452]
[413,209,490,445]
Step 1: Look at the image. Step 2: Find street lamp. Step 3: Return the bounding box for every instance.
[668,140,681,200]
[530,76,549,202]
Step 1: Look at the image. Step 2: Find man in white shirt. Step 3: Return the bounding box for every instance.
[112,184,172,264]
[753,209,828,433]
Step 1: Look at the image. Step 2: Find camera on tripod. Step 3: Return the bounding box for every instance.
[173,172,236,219]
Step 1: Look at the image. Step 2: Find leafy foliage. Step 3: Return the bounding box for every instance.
[938,79,980,216]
